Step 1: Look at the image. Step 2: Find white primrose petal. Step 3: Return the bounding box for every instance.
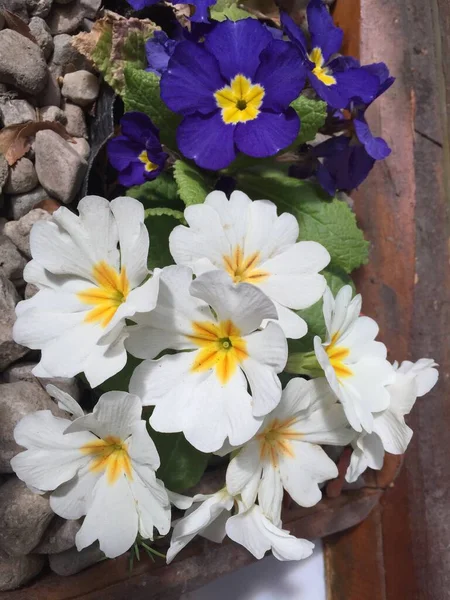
[46,384,84,418]
[208,190,251,248]
[50,467,101,520]
[271,377,312,422]
[338,382,372,433]
[127,421,160,470]
[329,286,360,338]
[190,270,277,335]
[241,324,287,416]
[201,510,229,543]
[226,440,262,496]
[279,441,338,508]
[76,473,139,559]
[372,409,413,455]
[225,504,314,561]
[129,466,171,539]
[168,490,194,510]
[82,328,129,389]
[75,196,120,267]
[346,431,385,483]
[398,358,438,397]
[268,302,308,339]
[350,358,394,413]
[294,404,354,446]
[258,465,284,526]
[346,445,369,483]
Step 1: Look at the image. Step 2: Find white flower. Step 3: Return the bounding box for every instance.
[169,190,330,339]
[13,196,160,388]
[11,390,171,559]
[346,358,438,482]
[128,266,288,453]
[226,378,353,522]
[167,489,313,564]
[313,285,395,433]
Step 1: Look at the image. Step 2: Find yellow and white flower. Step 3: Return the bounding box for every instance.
[128,266,288,453]
[313,285,395,433]
[13,196,160,388]
[226,378,353,521]
[11,390,171,559]
[167,488,314,564]
[169,190,330,339]
[346,358,438,482]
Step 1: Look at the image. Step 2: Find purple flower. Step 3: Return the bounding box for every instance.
[126,0,216,22]
[160,19,306,170]
[281,0,379,109]
[146,31,178,76]
[107,112,168,187]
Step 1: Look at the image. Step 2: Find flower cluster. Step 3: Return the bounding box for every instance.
[11,191,438,563]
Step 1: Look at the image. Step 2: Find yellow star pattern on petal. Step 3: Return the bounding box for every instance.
[81,435,133,485]
[214,74,265,125]
[78,261,130,328]
[325,332,353,379]
[256,417,302,467]
[309,47,336,86]
[222,245,269,284]
[138,150,158,173]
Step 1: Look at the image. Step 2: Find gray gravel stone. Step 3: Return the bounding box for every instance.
[0,0,29,23]
[0,381,67,474]
[61,70,100,107]
[24,282,39,299]
[37,74,62,108]
[4,158,38,195]
[0,236,27,283]
[0,478,54,556]
[0,554,45,592]
[28,17,54,60]
[63,101,87,137]
[47,1,86,34]
[0,99,36,127]
[3,208,51,256]
[0,276,28,371]
[35,129,87,203]
[70,137,90,161]
[39,105,67,124]
[49,543,104,576]
[34,517,81,554]
[49,33,91,77]
[10,185,52,219]
[80,0,101,19]
[0,30,48,95]
[0,154,8,194]
[27,0,54,18]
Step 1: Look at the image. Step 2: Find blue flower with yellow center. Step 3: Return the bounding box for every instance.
[107,112,168,187]
[160,18,307,171]
[281,0,379,109]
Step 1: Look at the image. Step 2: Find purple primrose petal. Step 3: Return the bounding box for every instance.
[316,162,338,196]
[307,0,343,62]
[280,12,308,57]
[204,19,272,81]
[325,144,375,190]
[354,114,391,160]
[333,68,379,105]
[107,137,144,171]
[117,161,148,187]
[126,0,158,9]
[255,39,307,111]
[189,0,217,22]
[145,32,178,76]
[234,108,300,158]
[308,71,349,109]
[177,112,236,170]
[160,41,225,116]
[120,112,159,144]
[310,135,351,158]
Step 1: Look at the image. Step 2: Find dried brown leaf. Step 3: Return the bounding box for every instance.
[0,121,73,166]
[0,9,38,44]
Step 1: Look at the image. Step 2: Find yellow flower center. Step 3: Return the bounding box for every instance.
[81,435,133,485]
[214,74,265,125]
[325,332,353,379]
[309,47,336,86]
[223,245,269,284]
[256,417,302,467]
[187,319,249,384]
[77,261,130,328]
[138,150,158,173]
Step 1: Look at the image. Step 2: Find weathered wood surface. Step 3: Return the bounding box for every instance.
[326,0,450,598]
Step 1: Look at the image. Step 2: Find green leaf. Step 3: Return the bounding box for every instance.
[144,208,185,269]
[149,427,210,492]
[123,66,180,149]
[173,160,215,206]
[210,0,253,21]
[236,170,369,273]
[288,266,356,354]
[290,95,327,145]
[127,173,184,211]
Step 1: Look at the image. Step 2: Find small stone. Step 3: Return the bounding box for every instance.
[70,137,90,161]
[0,30,48,95]
[37,74,61,108]
[49,33,91,77]
[4,158,38,195]
[80,0,101,19]
[55,0,77,3]
[47,1,85,35]
[0,381,67,473]
[61,70,99,107]
[39,105,67,125]
[0,554,45,592]
[0,276,28,371]
[4,208,51,257]
[28,17,54,61]
[2,362,37,384]
[4,362,83,403]
[24,282,39,299]
[0,14,4,31]
[0,99,36,127]
[0,0,29,23]
[27,0,54,18]
[9,186,52,219]
[49,543,104,576]
[0,154,8,193]
[0,478,54,556]
[34,518,81,554]
[0,236,27,283]
[35,129,87,203]
[63,101,87,137]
